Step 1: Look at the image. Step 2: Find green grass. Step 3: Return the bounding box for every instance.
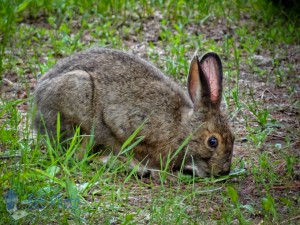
[1,0,300,224]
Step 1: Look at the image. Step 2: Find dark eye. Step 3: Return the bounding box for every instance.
[208,136,218,148]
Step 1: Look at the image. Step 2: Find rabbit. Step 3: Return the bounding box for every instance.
[34,48,234,179]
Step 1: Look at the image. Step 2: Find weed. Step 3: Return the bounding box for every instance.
[223,186,252,224]
[262,192,279,223]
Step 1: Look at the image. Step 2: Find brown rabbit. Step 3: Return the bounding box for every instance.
[34,48,234,178]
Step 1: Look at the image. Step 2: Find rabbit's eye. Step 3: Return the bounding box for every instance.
[208,136,218,148]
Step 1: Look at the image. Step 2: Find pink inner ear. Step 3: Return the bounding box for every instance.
[189,59,200,103]
[201,57,220,103]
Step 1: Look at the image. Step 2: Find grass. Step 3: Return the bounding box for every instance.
[1,0,300,224]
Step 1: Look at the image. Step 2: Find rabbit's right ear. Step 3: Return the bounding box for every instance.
[188,52,223,110]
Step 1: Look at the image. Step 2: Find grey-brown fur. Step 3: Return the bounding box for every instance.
[34,48,234,177]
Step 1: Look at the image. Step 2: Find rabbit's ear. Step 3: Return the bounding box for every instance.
[188,52,223,109]
[188,56,202,104]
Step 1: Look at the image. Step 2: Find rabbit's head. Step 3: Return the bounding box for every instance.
[182,52,234,177]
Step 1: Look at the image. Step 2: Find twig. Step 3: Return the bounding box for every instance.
[281,215,300,224]
[271,183,300,190]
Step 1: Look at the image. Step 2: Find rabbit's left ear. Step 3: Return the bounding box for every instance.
[188,52,223,110]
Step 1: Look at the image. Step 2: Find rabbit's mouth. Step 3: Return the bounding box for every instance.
[183,165,230,177]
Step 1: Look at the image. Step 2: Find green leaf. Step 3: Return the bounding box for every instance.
[15,0,31,13]
[227,186,239,204]
[120,118,148,152]
[120,136,144,155]
[170,133,193,162]
[122,214,136,225]
[209,168,246,183]
[64,126,81,165]
[65,177,81,221]
[262,194,275,212]
[46,166,60,177]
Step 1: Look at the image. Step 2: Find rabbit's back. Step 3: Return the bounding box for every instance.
[38,48,191,108]
[40,48,170,84]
